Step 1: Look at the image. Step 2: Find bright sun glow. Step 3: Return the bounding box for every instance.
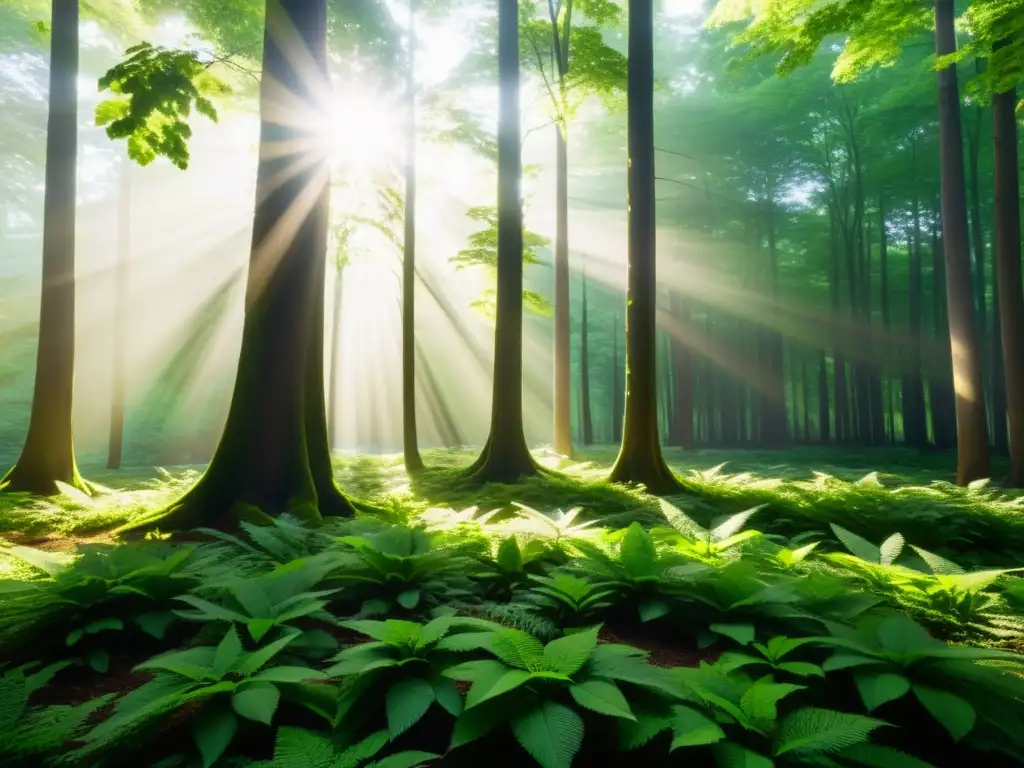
[325,86,404,174]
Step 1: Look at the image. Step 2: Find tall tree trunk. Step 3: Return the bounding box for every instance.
[579,257,593,445]
[933,0,990,482]
[121,0,355,533]
[2,0,88,495]
[879,195,894,444]
[993,50,1024,485]
[829,207,847,442]
[466,0,537,481]
[761,195,787,446]
[612,313,622,443]
[818,352,830,443]
[552,125,573,455]
[402,0,423,472]
[903,162,927,448]
[107,158,131,470]
[930,225,954,449]
[608,0,679,494]
[328,262,344,447]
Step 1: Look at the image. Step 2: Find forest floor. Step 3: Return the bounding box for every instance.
[2,445,1022,565]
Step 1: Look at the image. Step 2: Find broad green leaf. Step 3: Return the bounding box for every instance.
[776,707,886,756]
[638,599,671,623]
[711,623,756,646]
[669,705,725,749]
[855,672,910,711]
[542,626,599,675]
[740,680,804,731]
[85,618,124,634]
[490,628,545,670]
[386,678,436,737]
[192,706,238,768]
[248,618,276,642]
[776,662,824,678]
[214,626,243,678]
[249,666,328,683]
[397,589,421,610]
[912,685,975,742]
[466,669,532,708]
[712,741,774,767]
[232,682,280,724]
[510,700,584,768]
[620,523,658,578]
[86,649,110,674]
[432,677,463,717]
[830,524,881,564]
[569,679,635,720]
[822,653,883,672]
[373,751,441,768]
[879,534,905,566]
[136,611,177,640]
[416,616,454,649]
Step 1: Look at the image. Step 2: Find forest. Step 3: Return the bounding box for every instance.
[1,0,1024,765]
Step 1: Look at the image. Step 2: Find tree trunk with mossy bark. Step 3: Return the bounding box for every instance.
[119,0,355,534]
[608,0,680,495]
[2,0,91,497]
[464,0,538,484]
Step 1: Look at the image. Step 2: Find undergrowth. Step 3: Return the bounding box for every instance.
[1,480,1023,767]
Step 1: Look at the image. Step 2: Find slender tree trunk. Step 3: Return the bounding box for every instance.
[761,195,787,446]
[667,290,693,448]
[579,257,593,444]
[801,354,810,442]
[828,207,846,443]
[467,0,537,482]
[612,313,622,443]
[818,351,830,443]
[120,0,355,533]
[903,164,927,448]
[609,0,679,494]
[933,0,990,482]
[107,158,131,470]
[553,125,573,455]
[402,0,423,472]
[879,195,894,444]
[327,262,344,447]
[2,0,88,495]
[993,54,1024,485]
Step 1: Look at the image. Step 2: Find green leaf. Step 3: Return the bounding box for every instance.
[386,678,436,738]
[214,626,243,678]
[569,679,635,720]
[136,611,177,640]
[855,672,910,712]
[248,618,277,642]
[830,524,881,564]
[66,628,85,647]
[823,653,882,672]
[466,669,532,708]
[373,752,441,768]
[432,677,463,717]
[249,666,328,683]
[490,628,545,670]
[775,662,824,678]
[638,599,671,623]
[669,706,725,749]
[912,685,975,742]
[620,523,658,578]
[878,534,905,566]
[192,706,238,768]
[450,703,506,749]
[85,618,125,634]
[496,537,523,572]
[740,680,804,731]
[232,682,280,724]
[235,633,299,676]
[86,649,110,674]
[542,626,599,675]
[510,700,584,768]
[776,707,886,756]
[416,616,454,649]
[711,623,756,646]
[397,589,421,610]
[712,741,774,767]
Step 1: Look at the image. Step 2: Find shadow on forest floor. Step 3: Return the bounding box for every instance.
[1,445,1023,564]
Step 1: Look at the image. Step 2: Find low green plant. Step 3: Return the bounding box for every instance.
[623,662,917,767]
[1,661,111,767]
[175,554,340,639]
[332,524,476,615]
[472,536,551,601]
[327,616,493,737]
[0,542,205,668]
[195,515,336,570]
[245,726,438,768]
[443,624,675,768]
[717,636,825,679]
[656,501,765,563]
[78,625,328,766]
[813,613,1024,761]
[572,522,709,623]
[522,572,617,626]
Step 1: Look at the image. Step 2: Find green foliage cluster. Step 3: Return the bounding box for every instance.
[2,485,1024,767]
[97,42,231,169]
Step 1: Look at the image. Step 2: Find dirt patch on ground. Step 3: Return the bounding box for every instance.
[8,531,115,553]
[599,626,719,669]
